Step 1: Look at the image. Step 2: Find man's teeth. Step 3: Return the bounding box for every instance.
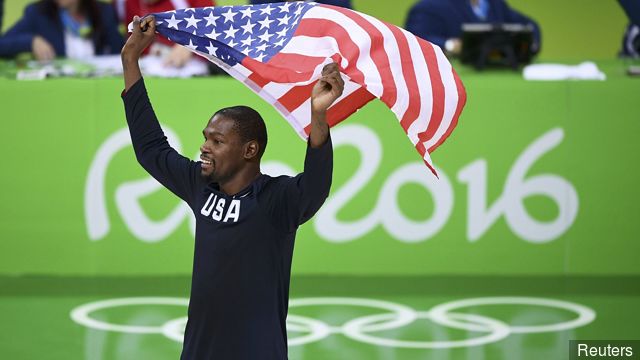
[202,159,212,164]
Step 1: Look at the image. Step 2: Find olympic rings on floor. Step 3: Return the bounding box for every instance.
[69,296,596,349]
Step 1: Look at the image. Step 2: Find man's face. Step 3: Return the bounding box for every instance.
[200,114,246,183]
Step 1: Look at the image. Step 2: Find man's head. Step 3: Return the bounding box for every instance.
[200,106,268,183]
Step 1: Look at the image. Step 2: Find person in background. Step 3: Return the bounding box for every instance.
[250,0,352,9]
[405,0,540,56]
[115,0,215,68]
[0,0,4,32]
[619,0,640,58]
[0,0,123,61]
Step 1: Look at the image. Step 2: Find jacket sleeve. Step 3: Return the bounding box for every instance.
[262,136,333,233]
[0,4,38,57]
[122,78,201,206]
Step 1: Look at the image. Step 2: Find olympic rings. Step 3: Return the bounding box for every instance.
[69,296,596,349]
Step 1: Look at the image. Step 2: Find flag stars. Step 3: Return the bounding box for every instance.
[273,38,285,47]
[260,5,274,16]
[255,43,268,53]
[185,39,198,51]
[223,24,239,39]
[277,14,291,26]
[204,11,219,26]
[257,31,272,43]
[240,19,256,34]
[257,17,274,30]
[278,2,292,13]
[205,29,220,40]
[206,42,218,55]
[227,39,238,48]
[240,36,254,48]
[185,14,202,29]
[221,8,237,23]
[165,14,183,29]
[254,53,266,62]
[276,27,288,38]
[239,7,256,19]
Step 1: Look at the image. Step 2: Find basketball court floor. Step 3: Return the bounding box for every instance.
[1,276,638,359]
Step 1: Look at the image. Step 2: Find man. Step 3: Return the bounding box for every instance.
[405,0,540,56]
[121,15,343,359]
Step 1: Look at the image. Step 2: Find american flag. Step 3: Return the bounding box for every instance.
[134,2,466,176]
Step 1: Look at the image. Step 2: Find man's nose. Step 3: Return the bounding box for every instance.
[200,143,209,153]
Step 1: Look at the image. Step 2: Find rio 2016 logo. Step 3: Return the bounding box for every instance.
[84,125,578,244]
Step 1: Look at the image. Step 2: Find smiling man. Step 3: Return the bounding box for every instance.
[120,15,343,360]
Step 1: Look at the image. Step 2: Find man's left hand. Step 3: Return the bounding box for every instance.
[311,63,345,115]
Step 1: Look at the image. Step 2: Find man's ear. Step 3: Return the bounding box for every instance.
[244,140,259,160]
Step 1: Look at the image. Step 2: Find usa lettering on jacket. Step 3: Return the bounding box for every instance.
[200,193,241,223]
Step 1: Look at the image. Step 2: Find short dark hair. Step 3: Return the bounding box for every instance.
[213,106,268,158]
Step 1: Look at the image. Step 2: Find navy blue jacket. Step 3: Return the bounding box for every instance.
[250,0,352,9]
[0,1,123,58]
[405,0,540,53]
[123,78,333,359]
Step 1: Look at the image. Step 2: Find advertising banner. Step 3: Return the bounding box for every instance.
[1,70,638,275]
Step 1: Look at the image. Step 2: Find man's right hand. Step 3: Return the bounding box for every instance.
[122,15,157,62]
[121,15,156,92]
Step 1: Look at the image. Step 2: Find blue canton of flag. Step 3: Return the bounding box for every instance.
[147,2,315,66]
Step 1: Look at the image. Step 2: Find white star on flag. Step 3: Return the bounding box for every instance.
[221,8,236,23]
[240,19,256,34]
[165,14,182,29]
[205,42,217,55]
[277,14,291,26]
[223,25,239,39]
[185,14,201,29]
[278,2,292,13]
[257,31,272,43]
[257,17,273,30]
[185,39,198,51]
[259,5,274,16]
[239,7,256,19]
[204,11,219,26]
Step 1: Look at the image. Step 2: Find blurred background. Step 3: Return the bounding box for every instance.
[0,0,638,359]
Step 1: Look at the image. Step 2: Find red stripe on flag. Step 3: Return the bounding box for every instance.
[248,72,270,88]
[242,56,316,83]
[384,24,420,132]
[428,67,466,153]
[295,18,366,85]
[267,53,327,74]
[415,142,438,177]
[278,81,317,113]
[303,87,376,135]
[416,40,444,143]
[330,6,397,107]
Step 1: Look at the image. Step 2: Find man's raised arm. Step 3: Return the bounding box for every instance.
[122,16,156,91]
[120,15,199,205]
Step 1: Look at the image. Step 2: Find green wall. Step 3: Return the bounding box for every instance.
[1,0,628,60]
[1,62,639,276]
